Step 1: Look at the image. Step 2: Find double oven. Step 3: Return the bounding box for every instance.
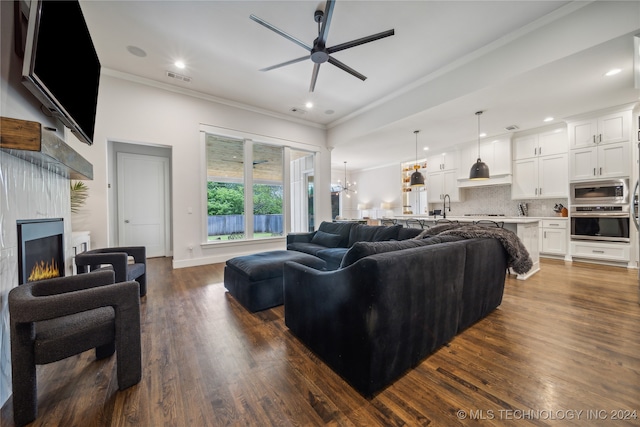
[570,179,630,243]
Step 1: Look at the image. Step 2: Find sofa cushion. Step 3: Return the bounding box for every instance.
[311,230,343,248]
[340,235,464,268]
[287,242,328,257]
[317,221,357,247]
[398,227,423,240]
[315,247,349,270]
[347,224,402,247]
[226,250,326,281]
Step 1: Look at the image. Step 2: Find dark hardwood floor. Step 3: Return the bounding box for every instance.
[2,257,640,426]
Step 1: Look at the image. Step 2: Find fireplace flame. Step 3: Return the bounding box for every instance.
[28,259,60,282]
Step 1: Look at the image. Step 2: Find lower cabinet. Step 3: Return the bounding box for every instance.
[570,240,630,263]
[540,219,567,256]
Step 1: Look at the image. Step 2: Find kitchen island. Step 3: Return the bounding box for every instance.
[391,215,540,280]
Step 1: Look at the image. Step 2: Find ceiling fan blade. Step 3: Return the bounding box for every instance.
[309,63,321,92]
[250,14,312,52]
[260,55,310,72]
[328,29,395,54]
[318,0,335,45]
[327,56,366,81]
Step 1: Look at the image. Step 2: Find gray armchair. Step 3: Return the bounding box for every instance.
[75,246,147,296]
[8,270,141,427]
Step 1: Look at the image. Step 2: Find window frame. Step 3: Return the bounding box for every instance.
[200,125,317,246]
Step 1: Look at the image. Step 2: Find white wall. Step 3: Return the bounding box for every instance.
[69,73,329,269]
[351,164,402,218]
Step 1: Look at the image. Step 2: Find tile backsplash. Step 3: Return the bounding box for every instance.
[433,185,568,218]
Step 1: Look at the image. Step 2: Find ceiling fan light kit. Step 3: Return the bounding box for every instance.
[469,111,490,180]
[250,0,394,92]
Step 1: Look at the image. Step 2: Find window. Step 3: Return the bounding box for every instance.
[204,131,315,241]
[206,135,245,241]
[252,143,283,239]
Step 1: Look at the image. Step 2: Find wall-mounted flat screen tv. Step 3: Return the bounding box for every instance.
[22,0,100,146]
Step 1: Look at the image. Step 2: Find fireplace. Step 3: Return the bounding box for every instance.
[17,218,65,284]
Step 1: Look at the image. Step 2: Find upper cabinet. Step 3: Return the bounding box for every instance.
[511,127,568,199]
[426,150,461,203]
[569,111,630,149]
[427,151,457,172]
[567,106,633,181]
[514,127,567,160]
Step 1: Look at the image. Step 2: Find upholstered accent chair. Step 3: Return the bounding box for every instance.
[75,246,147,296]
[8,270,142,426]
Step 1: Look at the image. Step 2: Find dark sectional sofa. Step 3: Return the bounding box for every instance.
[286,221,422,269]
[283,226,508,396]
[224,220,510,396]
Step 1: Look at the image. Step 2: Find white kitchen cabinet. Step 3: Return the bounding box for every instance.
[568,141,630,181]
[569,110,630,149]
[427,169,460,203]
[567,107,632,181]
[513,127,567,161]
[570,240,630,263]
[540,219,567,256]
[512,153,568,199]
[427,150,457,172]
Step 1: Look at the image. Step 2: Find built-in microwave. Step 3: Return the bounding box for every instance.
[570,179,629,206]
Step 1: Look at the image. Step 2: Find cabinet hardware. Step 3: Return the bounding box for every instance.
[544,231,547,238]
[535,188,538,195]
[549,223,559,226]
[593,168,596,175]
[534,147,537,155]
[592,250,605,254]
[599,134,602,143]
[539,147,542,155]
[599,167,602,175]
[539,187,542,195]
[593,135,597,144]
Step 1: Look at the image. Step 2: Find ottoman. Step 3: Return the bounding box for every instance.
[224,250,327,312]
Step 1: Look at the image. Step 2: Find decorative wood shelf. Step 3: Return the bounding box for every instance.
[0,117,93,180]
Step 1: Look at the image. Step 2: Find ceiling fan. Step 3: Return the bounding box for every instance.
[250,0,395,92]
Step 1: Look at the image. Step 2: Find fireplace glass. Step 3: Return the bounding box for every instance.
[17,218,64,284]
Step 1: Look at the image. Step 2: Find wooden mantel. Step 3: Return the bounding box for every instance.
[0,117,93,180]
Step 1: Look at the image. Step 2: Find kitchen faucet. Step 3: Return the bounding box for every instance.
[443,194,451,219]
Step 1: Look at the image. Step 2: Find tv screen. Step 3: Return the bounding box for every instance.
[22,0,100,146]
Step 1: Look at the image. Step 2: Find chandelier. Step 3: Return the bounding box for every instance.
[337,161,357,198]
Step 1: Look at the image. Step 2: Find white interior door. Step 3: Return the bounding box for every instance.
[117,152,169,257]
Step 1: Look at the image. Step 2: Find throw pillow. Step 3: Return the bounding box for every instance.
[311,230,343,248]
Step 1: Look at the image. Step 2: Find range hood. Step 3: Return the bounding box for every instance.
[0,117,93,180]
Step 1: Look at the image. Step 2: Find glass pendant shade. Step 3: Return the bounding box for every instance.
[469,111,490,180]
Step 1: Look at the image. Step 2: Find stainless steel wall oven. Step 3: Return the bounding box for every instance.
[570,179,630,243]
[570,205,630,243]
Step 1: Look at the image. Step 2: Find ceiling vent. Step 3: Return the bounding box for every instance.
[504,125,519,131]
[166,71,192,83]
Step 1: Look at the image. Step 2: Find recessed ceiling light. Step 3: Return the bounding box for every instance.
[126,45,147,57]
[423,147,429,151]
[175,61,186,69]
[325,109,335,115]
[543,117,554,122]
[605,68,622,76]
[479,132,487,138]
[305,102,313,109]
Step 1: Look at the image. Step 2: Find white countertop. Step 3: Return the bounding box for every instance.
[391,215,558,224]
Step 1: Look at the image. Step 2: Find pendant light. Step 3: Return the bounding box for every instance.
[338,161,356,198]
[410,130,425,187]
[469,111,490,180]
